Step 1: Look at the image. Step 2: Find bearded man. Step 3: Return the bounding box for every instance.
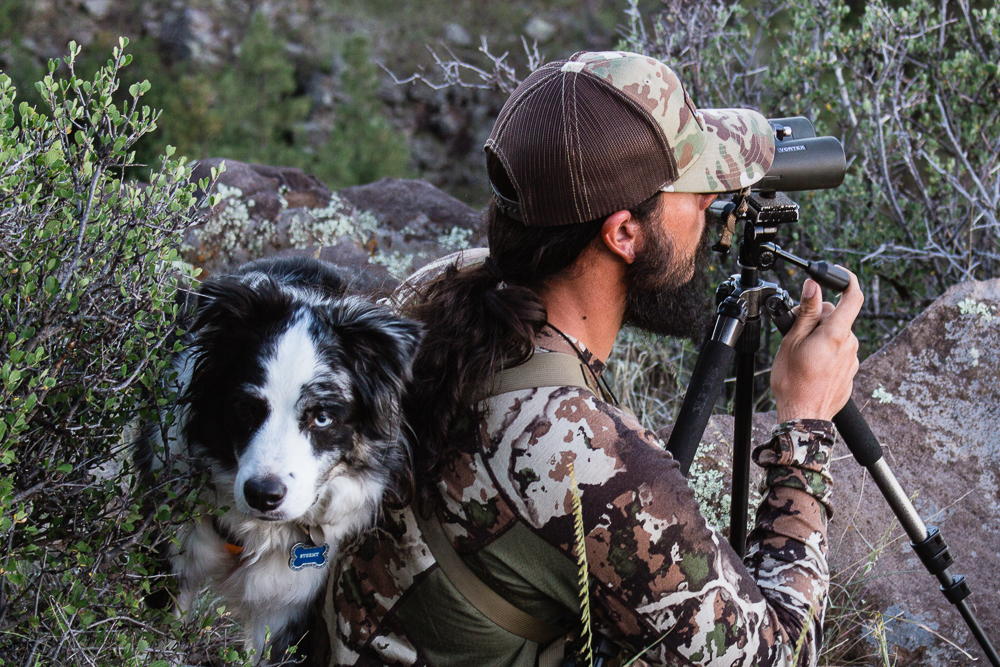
[325,51,862,667]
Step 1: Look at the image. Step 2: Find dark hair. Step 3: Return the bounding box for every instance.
[403,193,662,500]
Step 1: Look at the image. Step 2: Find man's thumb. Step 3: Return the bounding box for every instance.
[796,279,822,325]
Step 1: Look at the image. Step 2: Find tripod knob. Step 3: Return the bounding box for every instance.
[806,260,851,292]
[764,294,796,334]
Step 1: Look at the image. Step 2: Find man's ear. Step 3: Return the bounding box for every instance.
[599,210,643,264]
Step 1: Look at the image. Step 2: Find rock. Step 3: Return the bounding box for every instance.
[658,279,1000,666]
[183,159,341,273]
[657,414,772,535]
[245,163,332,209]
[339,177,481,234]
[81,0,112,19]
[273,243,398,295]
[183,163,485,284]
[191,158,332,214]
[830,279,1000,666]
[444,23,472,47]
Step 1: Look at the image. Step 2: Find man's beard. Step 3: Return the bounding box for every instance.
[622,221,714,340]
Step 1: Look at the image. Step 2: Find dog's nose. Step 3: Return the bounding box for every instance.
[243,476,287,512]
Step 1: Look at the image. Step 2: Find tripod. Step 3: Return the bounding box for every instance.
[665,192,1000,666]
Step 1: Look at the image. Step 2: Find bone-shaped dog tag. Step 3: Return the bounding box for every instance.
[289,542,329,570]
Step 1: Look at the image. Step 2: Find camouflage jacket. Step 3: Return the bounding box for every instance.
[326,327,835,667]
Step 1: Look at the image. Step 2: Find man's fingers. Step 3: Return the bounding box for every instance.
[824,269,864,331]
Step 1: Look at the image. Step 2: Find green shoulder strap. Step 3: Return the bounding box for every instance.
[414,509,567,645]
[479,351,613,404]
[415,351,609,665]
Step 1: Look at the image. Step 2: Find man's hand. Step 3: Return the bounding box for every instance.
[771,271,864,423]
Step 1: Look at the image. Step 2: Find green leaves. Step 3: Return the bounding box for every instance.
[0,38,220,665]
[627,0,999,359]
[127,80,151,98]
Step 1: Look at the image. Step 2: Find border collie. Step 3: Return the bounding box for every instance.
[136,256,421,665]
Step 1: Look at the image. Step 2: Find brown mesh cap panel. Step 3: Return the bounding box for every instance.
[571,73,677,221]
[486,52,776,226]
[487,64,676,227]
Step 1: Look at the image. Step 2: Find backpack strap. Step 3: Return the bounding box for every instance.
[479,351,612,403]
[414,509,567,646]
[482,351,627,414]
[414,352,623,664]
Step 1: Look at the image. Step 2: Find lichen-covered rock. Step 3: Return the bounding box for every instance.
[183,161,485,286]
[659,279,1000,667]
[657,413,771,534]
[832,279,1000,666]
[339,177,482,234]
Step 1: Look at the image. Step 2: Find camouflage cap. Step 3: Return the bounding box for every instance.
[485,51,775,227]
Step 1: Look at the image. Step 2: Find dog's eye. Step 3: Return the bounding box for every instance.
[313,412,335,429]
[234,400,253,421]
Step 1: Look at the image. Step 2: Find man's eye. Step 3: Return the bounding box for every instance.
[313,412,335,429]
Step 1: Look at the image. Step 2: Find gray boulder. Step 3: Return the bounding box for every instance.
[831,279,1000,666]
[339,177,483,235]
[659,279,1000,666]
[183,162,484,287]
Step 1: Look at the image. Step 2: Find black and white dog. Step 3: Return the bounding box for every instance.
[136,257,420,664]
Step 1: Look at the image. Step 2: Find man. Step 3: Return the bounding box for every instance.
[326,51,862,667]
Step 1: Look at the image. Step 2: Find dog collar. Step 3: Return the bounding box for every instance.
[210,517,328,569]
[211,516,245,557]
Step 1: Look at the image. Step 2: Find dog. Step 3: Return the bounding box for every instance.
[135,256,421,665]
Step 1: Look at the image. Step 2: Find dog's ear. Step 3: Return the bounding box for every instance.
[189,274,288,334]
[322,298,422,441]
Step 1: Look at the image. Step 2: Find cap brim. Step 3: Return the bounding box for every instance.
[665,108,775,193]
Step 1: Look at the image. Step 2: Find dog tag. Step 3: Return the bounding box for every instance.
[289,542,329,571]
[308,524,326,547]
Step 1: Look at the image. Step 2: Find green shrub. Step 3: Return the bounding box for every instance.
[209,11,313,170]
[206,15,410,188]
[312,33,411,188]
[2,5,411,189]
[0,39,250,665]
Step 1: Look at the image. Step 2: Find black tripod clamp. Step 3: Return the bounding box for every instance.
[663,227,999,665]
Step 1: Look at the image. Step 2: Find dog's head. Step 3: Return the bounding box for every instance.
[181,269,421,524]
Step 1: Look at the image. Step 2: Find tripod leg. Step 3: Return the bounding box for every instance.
[729,318,761,556]
[666,297,746,476]
[667,339,736,476]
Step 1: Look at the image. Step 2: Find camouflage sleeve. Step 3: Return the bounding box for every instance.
[586,416,834,667]
[743,419,836,667]
[492,390,835,667]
